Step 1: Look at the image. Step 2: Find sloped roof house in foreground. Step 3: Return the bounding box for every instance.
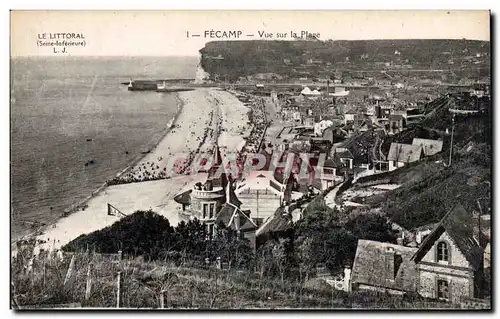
[351,203,488,304]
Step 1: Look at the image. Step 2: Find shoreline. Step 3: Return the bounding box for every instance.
[11,93,185,246]
[14,88,251,254]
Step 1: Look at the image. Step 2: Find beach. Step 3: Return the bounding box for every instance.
[28,88,250,253]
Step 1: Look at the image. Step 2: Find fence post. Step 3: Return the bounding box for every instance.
[85,264,92,300]
[63,255,76,286]
[116,271,122,308]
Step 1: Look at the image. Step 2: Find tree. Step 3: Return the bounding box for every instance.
[320,228,357,273]
[175,219,208,261]
[346,214,398,244]
[255,241,274,288]
[272,238,290,287]
[296,237,314,306]
[63,210,177,260]
[207,223,253,270]
[138,271,179,308]
[296,237,314,283]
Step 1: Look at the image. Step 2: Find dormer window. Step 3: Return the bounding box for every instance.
[437,241,449,262]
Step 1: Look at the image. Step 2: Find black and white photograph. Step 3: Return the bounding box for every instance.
[9,9,492,310]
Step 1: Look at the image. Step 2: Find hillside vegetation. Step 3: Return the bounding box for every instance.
[356,95,491,229]
[12,210,461,309]
[199,39,490,81]
[12,247,461,309]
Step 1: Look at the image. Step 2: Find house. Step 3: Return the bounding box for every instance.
[351,240,418,295]
[411,203,486,302]
[303,116,316,127]
[412,138,444,156]
[334,147,354,170]
[329,86,350,97]
[351,203,488,303]
[389,114,405,134]
[216,202,258,250]
[354,116,373,133]
[173,145,238,238]
[344,112,356,125]
[314,120,334,137]
[373,104,391,119]
[319,154,344,190]
[235,170,285,222]
[386,143,424,171]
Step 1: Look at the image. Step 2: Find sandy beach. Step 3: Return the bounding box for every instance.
[27,88,250,253]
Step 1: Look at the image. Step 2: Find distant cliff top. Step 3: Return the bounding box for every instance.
[199,39,490,81]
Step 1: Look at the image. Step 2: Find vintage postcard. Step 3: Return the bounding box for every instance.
[10,10,491,310]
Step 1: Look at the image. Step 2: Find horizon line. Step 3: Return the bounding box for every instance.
[10,54,201,58]
[11,37,490,58]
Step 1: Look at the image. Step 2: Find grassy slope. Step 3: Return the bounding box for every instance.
[13,252,465,309]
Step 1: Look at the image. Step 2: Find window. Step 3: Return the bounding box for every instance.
[437,242,449,262]
[202,204,208,219]
[209,203,215,218]
[437,279,449,300]
[202,202,216,219]
[393,161,397,166]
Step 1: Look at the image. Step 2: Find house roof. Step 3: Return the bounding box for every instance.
[173,190,192,205]
[206,145,223,177]
[387,143,423,163]
[236,170,283,196]
[334,147,354,159]
[412,138,444,156]
[411,203,485,270]
[226,179,243,207]
[324,155,344,169]
[351,239,418,292]
[216,202,258,232]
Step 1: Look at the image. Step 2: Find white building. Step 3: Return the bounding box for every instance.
[387,143,424,171]
[412,138,444,157]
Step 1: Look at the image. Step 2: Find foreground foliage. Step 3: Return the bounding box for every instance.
[12,248,464,309]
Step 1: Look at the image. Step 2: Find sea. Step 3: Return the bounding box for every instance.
[10,56,198,241]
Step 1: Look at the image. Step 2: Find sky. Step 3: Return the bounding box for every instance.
[11,10,490,57]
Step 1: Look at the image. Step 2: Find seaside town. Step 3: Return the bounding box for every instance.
[11,37,491,309]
